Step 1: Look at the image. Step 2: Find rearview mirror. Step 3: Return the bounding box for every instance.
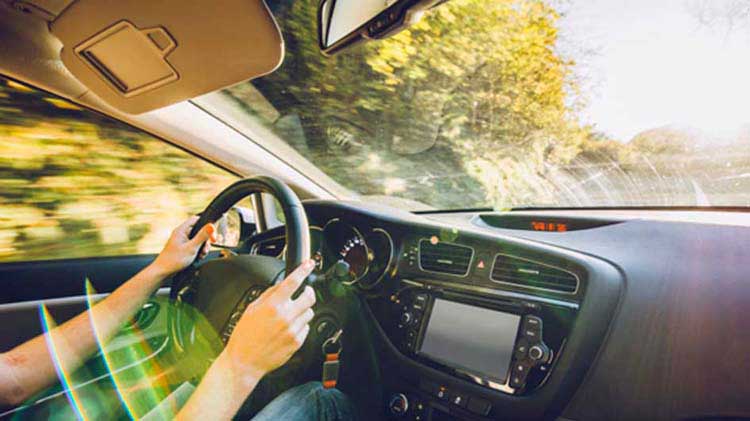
[318,0,440,55]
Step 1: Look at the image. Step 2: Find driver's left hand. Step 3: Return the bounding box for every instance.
[151,216,216,277]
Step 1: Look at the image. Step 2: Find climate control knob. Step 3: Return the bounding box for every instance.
[388,393,409,416]
[400,312,413,326]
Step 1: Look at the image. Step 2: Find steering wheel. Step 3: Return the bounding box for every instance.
[168,176,311,362]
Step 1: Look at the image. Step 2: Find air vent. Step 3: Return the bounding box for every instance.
[490,254,578,293]
[254,237,285,257]
[419,240,474,276]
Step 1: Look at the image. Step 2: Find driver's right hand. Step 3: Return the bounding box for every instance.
[221,259,317,383]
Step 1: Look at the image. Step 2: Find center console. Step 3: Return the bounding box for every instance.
[393,289,572,396]
[377,284,576,419]
[365,232,622,420]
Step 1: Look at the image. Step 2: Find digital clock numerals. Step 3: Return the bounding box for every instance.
[531,221,568,232]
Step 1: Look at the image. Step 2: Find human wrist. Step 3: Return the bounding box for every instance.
[143,260,173,282]
[214,350,264,394]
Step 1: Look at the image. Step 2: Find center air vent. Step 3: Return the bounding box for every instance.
[419,240,474,276]
[490,254,579,293]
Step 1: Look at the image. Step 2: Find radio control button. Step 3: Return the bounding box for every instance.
[523,315,542,331]
[511,362,531,389]
[514,339,529,358]
[522,328,539,340]
[510,374,525,388]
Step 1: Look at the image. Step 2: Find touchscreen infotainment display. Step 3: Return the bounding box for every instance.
[419,299,521,382]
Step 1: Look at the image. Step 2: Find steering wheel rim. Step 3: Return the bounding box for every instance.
[168,176,310,353]
[186,176,310,274]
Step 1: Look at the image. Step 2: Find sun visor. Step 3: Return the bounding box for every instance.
[50,0,283,114]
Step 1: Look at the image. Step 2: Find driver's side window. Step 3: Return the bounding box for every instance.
[0,76,239,263]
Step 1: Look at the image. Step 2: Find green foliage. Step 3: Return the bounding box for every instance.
[0,78,237,262]
[227,0,607,209]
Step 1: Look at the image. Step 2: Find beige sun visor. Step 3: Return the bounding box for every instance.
[50,0,283,114]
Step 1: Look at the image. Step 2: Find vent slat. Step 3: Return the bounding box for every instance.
[419,240,473,276]
[490,254,578,293]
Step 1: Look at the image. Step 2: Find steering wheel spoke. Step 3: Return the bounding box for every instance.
[167,176,314,365]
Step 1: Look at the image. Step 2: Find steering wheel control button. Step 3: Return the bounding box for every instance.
[388,393,409,416]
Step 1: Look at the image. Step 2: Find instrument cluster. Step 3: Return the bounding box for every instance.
[314,219,395,289]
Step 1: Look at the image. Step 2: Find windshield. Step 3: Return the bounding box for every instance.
[214,0,750,210]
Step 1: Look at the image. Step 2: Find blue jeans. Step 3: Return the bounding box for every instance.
[252,382,355,421]
[141,381,355,420]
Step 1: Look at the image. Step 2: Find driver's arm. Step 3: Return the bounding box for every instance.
[176,259,317,421]
[0,217,215,407]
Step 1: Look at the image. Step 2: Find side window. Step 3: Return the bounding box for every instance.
[0,77,238,262]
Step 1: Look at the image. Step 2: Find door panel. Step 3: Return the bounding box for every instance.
[0,254,158,351]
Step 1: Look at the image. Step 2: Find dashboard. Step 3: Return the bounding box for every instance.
[250,218,395,290]
[244,200,750,421]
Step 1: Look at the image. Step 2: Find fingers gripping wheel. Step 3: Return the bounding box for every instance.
[187,176,310,274]
[168,176,310,351]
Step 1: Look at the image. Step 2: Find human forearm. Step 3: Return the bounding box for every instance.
[0,262,167,406]
[175,351,261,421]
[0,217,215,407]
[176,260,316,420]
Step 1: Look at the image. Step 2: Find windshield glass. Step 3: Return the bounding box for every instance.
[215,0,750,210]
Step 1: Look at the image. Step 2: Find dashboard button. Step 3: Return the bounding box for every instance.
[523,315,542,331]
[436,386,449,401]
[510,362,530,389]
[514,339,529,358]
[510,374,525,388]
[450,392,468,408]
[413,293,428,309]
[513,362,528,374]
[522,328,539,340]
